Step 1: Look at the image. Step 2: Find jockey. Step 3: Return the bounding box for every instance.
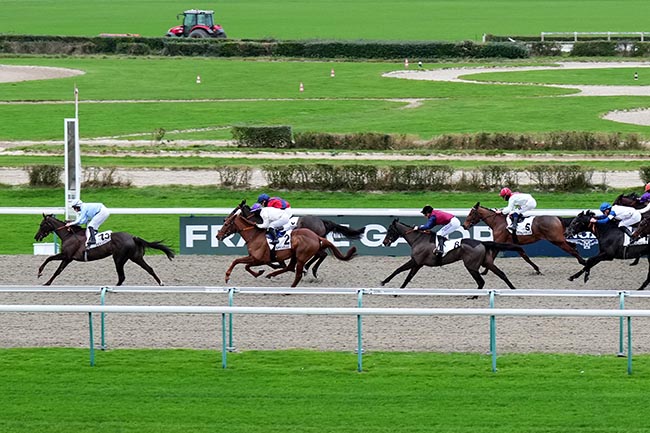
[257,193,291,210]
[65,199,110,248]
[252,199,292,244]
[414,205,461,256]
[591,202,641,238]
[640,183,650,205]
[496,187,537,233]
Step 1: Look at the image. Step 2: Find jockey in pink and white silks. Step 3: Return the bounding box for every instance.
[413,205,461,256]
[496,187,537,233]
[251,196,292,247]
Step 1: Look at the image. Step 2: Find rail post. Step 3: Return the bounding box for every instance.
[488,290,497,372]
[627,316,633,375]
[221,313,227,369]
[617,291,627,357]
[100,287,108,350]
[356,289,364,372]
[88,312,95,367]
[227,287,237,352]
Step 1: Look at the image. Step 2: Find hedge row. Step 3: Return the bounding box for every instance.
[0,35,528,59]
[262,163,597,192]
[233,128,643,151]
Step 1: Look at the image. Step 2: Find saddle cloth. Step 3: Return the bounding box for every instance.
[266,230,292,251]
[623,233,649,247]
[87,230,112,249]
[505,215,535,235]
[432,238,462,257]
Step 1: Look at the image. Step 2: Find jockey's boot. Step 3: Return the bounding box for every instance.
[435,236,447,256]
[621,226,635,239]
[508,213,519,233]
[86,227,97,248]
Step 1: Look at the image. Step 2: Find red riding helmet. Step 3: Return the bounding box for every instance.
[645,183,650,192]
[499,187,512,198]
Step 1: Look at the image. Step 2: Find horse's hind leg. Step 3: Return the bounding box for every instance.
[113,254,129,286]
[638,257,650,290]
[306,251,327,278]
[43,259,72,286]
[291,261,306,287]
[130,256,163,286]
[484,263,517,290]
[467,269,486,291]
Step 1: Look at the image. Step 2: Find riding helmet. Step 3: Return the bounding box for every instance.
[600,202,612,212]
[251,203,262,212]
[499,187,512,198]
[257,193,270,203]
[645,183,650,192]
[421,205,433,215]
[70,199,83,208]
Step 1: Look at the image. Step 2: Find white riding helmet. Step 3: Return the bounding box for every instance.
[70,199,83,208]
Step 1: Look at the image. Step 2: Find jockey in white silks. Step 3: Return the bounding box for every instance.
[496,187,537,233]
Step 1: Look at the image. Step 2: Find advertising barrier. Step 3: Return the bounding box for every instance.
[180,215,600,258]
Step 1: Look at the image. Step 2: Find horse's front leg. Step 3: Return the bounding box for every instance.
[37,253,65,278]
[244,264,265,278]
[43,258,72,286]
[381,258,416,286]
[400,264,423,288]
[225,256,258,283]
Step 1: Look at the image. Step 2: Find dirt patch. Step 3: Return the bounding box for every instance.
[2,254,649,355]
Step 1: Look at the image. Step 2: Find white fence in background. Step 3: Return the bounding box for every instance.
[1,285,649,374]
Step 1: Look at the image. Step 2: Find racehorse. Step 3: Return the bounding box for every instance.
[613,192,645,209]
[34,214,175,286]
[463,202,586,273]
[295,215,365,277]
[216,202,357,287]
[380,219,523,290]
[564,210,650,290]
[240,206,365,278]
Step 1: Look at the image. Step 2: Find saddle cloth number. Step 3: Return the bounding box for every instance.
[268,230,292,251]
[88,230,112,249]
[440,239,462,256]
[506,216,535,235]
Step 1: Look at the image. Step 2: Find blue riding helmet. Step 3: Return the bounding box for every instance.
[250,203,262,212]
[257,193,270,203]
[600,202,612,212]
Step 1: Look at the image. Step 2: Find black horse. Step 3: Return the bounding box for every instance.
[564,210,650,290]
[380,219,523,290]
[34,214,175,286]
[614,192,645,209]
[239,204,364,278]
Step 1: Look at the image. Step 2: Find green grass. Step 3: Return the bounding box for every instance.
[1,348,649,433]
[4,0,650,42]
[1,57,650,141]
[6,186,629,255]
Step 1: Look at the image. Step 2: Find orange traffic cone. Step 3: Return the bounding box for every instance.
[299,82,304,92]
[330,68,335,78]
[196,75,201,84]
[404,58,409,69]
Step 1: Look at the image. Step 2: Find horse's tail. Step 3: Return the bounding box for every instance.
[322,220,365,240]
[134,237,175,260]
[482,241,524,255]
[319,237,357,261]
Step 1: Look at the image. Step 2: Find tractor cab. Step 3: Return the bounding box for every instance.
[166,9,227,38]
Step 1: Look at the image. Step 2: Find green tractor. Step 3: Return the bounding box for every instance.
[165,9,227,38]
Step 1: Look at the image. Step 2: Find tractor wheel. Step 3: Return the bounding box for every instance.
[189,29,209,38]
[216,32,227,39]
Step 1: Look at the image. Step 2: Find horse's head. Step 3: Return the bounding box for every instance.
[564,210,594,237]
[34,214,60,241]
[382,218,402,246]
[216,208,243,241]
[463,202,482,229]
[614,192,642,209]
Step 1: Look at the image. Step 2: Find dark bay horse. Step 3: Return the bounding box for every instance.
[463,202,586,273]
[614,192,645,209]
[565,210,650,290]
[34,214,175,286]
[216,203,357,287]
[380,219,522,290]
